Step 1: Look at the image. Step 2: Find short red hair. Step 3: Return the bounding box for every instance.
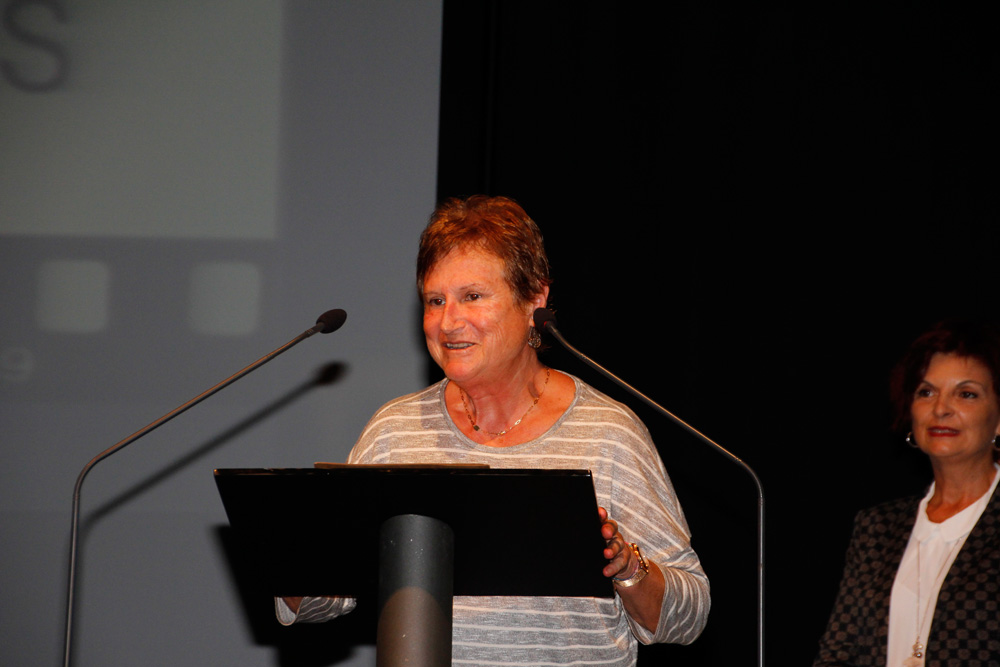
[417,195,552,304]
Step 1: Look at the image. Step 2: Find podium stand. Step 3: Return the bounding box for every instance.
[214,466,612,666]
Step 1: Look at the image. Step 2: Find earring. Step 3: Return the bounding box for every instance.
[906,432,918,448]
[528,326,541,349]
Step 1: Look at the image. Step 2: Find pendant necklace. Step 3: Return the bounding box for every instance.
[460,367,550,437]
[903,538,961,667]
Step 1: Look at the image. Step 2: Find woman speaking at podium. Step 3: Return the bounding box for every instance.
[278,195,709,665]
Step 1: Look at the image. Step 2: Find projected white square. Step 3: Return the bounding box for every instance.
[188,261,261,336]
[36,259,110,333]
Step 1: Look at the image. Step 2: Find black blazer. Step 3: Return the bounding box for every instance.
[814,484,1000,666]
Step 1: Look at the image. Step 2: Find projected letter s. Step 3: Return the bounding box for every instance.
[2,0,68,92]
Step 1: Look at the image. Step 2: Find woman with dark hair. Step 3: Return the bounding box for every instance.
[278,196,709,665]
[815,321,1000,666]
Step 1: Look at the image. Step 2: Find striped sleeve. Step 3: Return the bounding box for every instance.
[274,595,356,625]
[567,393,710,645]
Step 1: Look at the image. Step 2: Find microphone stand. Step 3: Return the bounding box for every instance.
[534,309,765,667]
[62,309,346,667]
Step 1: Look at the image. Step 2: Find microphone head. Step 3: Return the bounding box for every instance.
[532,308,557,332]
[316,309,347,333]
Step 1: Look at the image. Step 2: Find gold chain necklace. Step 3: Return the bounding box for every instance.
[460,368,550,437]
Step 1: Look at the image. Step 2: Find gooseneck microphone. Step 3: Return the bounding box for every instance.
[533,308,751,467]
[313,308,348,334]
[533,308,765,667]
[63,309,347,667]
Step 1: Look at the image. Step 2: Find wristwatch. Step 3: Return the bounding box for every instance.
[613,542,649,588]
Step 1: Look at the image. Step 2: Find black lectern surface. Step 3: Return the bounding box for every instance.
[214,466,613,599]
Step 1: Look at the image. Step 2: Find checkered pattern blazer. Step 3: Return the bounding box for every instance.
[814,485,1000,666]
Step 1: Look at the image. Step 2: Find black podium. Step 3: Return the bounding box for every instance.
[214,466,612,666]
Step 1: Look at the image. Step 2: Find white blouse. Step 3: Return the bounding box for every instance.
[886,463,1000,666]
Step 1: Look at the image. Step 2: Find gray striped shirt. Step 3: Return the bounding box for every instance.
[280,375,709,665]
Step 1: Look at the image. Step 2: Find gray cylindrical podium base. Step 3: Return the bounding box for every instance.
[377,514,455,667]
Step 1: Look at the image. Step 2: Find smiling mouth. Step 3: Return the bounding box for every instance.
[928,427,959,436]
[443,342,473,350]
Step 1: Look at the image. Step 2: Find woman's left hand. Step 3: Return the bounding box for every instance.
[599,506,634,579]
[597,506,666,634]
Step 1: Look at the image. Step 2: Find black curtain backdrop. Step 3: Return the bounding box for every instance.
[435,2,999,665]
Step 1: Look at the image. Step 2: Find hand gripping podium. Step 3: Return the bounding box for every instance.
[214,466,612,667]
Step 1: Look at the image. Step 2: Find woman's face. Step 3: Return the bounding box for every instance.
[421,246,546,388]
[911,353,1000,466]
